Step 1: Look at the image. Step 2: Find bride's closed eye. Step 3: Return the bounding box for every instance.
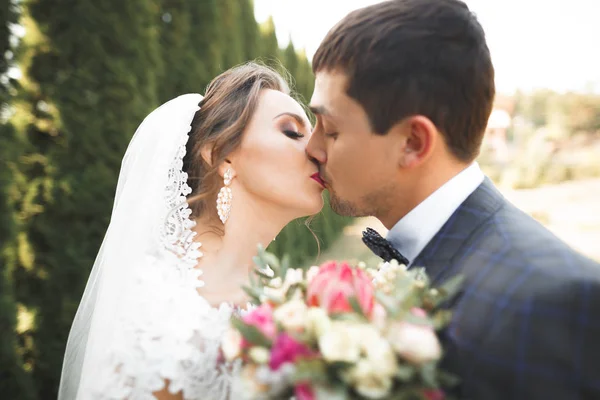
[283,129,305,140]
[273,112,310,141]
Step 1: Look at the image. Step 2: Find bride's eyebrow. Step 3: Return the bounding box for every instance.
[273,112,310,130]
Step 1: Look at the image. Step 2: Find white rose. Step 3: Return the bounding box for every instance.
[273,299,308,332]
[356,324,398,377]
[387,321,441,364]
[283,268,304,289]
[221,327,243,362]
[305,307,331,338]
[347,359,394,399]
[318,321,362,363]
[248,346,270,364]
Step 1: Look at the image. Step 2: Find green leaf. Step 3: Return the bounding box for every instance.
[395,364,416,382]
[437,369,461,388]
[285,282,306,301]
[437,274,464,300]
[293,359,328,383]
[328,361,355,370]
[254,267,275,280]
[376,291,400,318]
[280,253,290,279]
[231,316,272,348]
[263,253,281,273]
[242,285,262,304]
[401,312,434,328]
[347,296,368,319]
[313,384,349,400]
[253,245,286,279]
[418,362,439,388]
[252,254,268,271]
[431,310,453,330]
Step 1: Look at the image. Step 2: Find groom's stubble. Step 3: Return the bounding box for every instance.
[327,181,396,219]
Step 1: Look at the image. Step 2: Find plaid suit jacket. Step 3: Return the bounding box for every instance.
[409,178,600,400]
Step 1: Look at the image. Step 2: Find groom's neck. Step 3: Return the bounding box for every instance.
[378,159,471,230]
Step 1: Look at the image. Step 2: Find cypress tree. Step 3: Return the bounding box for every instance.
[187,0,222,88]
[283,41,299,80]
[258,16,280,68]
[158,0,223,101]
[293,49,314,103]
[157,0,192,101]
[218,0,244,69]
[239,0,260,61]
[0,0,36,397]
[12,0,162,396]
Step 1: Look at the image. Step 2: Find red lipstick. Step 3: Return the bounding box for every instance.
[311,173,326,188]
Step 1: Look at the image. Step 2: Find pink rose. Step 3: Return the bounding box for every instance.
[243,304,276,341]
[269,333,314,371]
[295,383,316,400]
[307,261,375,317]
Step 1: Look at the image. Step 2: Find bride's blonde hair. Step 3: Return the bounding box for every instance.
[184,62,291,226]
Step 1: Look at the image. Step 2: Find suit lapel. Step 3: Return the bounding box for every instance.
[411,178,505,284]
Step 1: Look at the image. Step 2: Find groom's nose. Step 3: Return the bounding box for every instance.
[306,131,327,165]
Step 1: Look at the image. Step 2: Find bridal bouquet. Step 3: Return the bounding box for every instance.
[222,247,462,400]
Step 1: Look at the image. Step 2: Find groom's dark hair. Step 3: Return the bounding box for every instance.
[312,0,495,162]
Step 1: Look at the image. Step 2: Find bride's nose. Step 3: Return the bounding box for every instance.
[306,132,327,165]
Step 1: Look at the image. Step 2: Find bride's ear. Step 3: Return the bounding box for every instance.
[200,144,214,166]
[200,143,237,179]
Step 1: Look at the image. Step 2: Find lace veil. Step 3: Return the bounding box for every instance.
[58,94,215,399]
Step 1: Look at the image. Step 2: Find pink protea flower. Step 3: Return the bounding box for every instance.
[306,261,375,317]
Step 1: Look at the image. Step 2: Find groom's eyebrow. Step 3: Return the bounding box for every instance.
[308,105,328,116]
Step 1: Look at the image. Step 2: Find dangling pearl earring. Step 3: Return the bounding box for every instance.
[217,169,233,224]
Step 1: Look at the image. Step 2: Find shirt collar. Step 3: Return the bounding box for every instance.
[386,162,485,264]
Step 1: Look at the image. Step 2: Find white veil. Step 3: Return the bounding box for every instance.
[58,93,207,399]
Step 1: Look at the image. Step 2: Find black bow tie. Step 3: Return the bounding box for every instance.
[362,227,409,265]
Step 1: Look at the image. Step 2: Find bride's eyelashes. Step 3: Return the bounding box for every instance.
[283,130,305,140]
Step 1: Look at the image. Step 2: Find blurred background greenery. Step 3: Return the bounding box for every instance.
[1,0,599,399]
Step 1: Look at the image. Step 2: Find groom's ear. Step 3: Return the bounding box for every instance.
[395,115,437,168]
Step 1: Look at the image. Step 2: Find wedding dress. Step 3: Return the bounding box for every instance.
[58,94,241,399]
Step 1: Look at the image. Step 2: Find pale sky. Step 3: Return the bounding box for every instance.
[254,0,600,94]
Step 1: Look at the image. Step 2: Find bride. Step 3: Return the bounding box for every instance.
[58,62,325,399]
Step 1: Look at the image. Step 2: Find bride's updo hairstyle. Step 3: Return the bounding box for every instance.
[184,62,291,223]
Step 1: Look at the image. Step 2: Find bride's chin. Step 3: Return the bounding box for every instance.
[302,194,325,216]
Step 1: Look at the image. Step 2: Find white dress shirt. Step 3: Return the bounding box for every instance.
[386,162,485,265]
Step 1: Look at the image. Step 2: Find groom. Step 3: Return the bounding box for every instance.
[307,0,600,398]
